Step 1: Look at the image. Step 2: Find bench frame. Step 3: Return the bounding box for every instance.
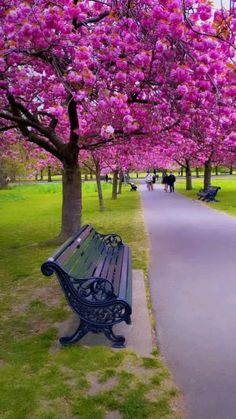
[41,226,132,348]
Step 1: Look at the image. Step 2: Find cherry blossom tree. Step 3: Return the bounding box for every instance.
[1,0,236,237]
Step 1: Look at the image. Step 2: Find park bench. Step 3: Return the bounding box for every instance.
[197,186,221,202]
[128,182,137,191]
[41,224,132,348]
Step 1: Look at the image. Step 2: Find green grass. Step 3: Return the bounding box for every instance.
[0,182,181,419]
[176,176,236,217]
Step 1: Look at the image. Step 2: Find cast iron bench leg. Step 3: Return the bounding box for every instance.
[104,326,126,348]
[60,319,89,346]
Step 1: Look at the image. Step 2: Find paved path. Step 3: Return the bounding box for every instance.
[141,184,236,419]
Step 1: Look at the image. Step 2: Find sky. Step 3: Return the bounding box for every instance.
[213,0,230,9]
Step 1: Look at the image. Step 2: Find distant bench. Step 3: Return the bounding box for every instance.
[128,182,137,191]
[197,186,221,202]
[41,225,132,348]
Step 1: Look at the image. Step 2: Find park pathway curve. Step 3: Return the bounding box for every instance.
[141,184,236,419]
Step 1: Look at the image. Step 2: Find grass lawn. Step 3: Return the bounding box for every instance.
[176,176,236,218]
[0,182,182,419]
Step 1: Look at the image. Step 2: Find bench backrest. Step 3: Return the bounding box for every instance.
[44,225,130,301]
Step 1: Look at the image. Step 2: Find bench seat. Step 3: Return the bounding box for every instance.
[41,225,132,348]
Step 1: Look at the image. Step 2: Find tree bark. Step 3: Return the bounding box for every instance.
[60,166,82,239]
[185,160,192,190]
[118,171,123,194]
[47,165,52,182]
[0,171,9,188]
[112,170,118,199]
[204,161,212,190]
[180,166,184,177]
[95,167,105,211]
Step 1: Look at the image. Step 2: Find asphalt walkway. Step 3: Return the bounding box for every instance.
[141,184,236,419]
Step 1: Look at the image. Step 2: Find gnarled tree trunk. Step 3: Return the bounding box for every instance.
[60,166,82,240]
[204,160,212,190]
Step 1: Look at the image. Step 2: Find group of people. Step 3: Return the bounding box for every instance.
[145,171,176,192]
[162,172,176,193]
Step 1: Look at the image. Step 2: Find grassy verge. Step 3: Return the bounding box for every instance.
[0,182,182,419]
[176,176,236,218]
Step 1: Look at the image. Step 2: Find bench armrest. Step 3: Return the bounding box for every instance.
[77,277,116,301]
[41,261,116,302]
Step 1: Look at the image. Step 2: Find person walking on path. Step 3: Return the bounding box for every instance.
[162,172,169,192]
[168,172,176,192]
[145,172,154,191]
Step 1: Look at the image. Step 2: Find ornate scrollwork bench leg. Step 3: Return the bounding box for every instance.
[59,319,126,348]
[104,326,125,348]
[59,319,89,346]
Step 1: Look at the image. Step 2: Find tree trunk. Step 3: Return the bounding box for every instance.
[204,161,212,190]
[185,160,192,190]
[118,171,123,194]
[0,171,8,188]
[90,172,93,180]
[196,167,199,178]
[215,166,218,176]
[60,166,82,239]
[180,167,184,177]
[112,170,118,199]
[40,169,43,181]
[230,165,233,175]
[136,172,139,178]
[84,173,88,181]
[95,168,105,211]
[35,173,38,181]
[47,165,52,182]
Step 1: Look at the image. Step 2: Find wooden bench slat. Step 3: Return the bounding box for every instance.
[52,225,91,262]
[63,233,101,275]
[105,248,121,282]
[99,247,116,279]
[118,246,130,300]
[111,249,125,295]
[57,226,94,266]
